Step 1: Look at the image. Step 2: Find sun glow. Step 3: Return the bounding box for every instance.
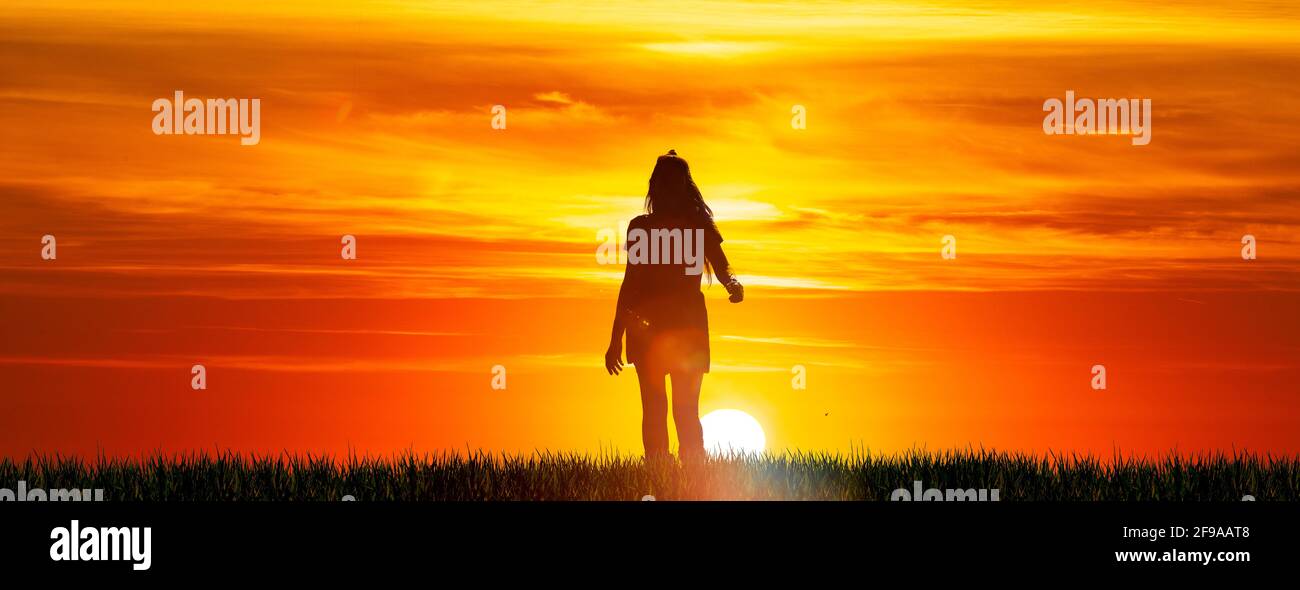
[700,409,767,456]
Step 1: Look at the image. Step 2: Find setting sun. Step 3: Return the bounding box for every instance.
[701,409,767,456]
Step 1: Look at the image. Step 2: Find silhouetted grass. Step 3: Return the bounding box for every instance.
[1,449,1294,501]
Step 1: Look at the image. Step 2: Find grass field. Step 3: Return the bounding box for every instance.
[2,449,1295,501]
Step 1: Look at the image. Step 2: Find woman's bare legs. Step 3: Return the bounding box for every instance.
[670,369,705,461]
[635,365,670,459]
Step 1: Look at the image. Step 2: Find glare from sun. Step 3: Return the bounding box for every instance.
[640,41,776,57]
[700,409,766,456]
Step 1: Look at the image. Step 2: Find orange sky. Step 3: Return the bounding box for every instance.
[1,1,1298,458]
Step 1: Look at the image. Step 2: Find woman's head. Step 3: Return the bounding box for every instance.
[645,149,713,219]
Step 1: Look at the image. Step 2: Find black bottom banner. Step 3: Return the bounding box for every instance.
[1,500,1287,580]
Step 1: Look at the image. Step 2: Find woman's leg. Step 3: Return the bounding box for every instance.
[669,369,705,461]
[635,364,670,459]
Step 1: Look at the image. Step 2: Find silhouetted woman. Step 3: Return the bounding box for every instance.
[605,150,743,461]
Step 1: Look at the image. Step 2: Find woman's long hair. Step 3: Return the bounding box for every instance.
[644,150,716,281]
[645,150,713,220]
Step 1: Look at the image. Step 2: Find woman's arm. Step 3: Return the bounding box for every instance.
[706,236,743,303]
[609,261,631,345]
[605,227,638,375]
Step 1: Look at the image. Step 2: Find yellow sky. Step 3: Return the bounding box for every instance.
[4,1,1298,299]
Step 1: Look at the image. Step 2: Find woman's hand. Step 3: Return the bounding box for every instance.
[726,280,744,303]
[604,340,624,375]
